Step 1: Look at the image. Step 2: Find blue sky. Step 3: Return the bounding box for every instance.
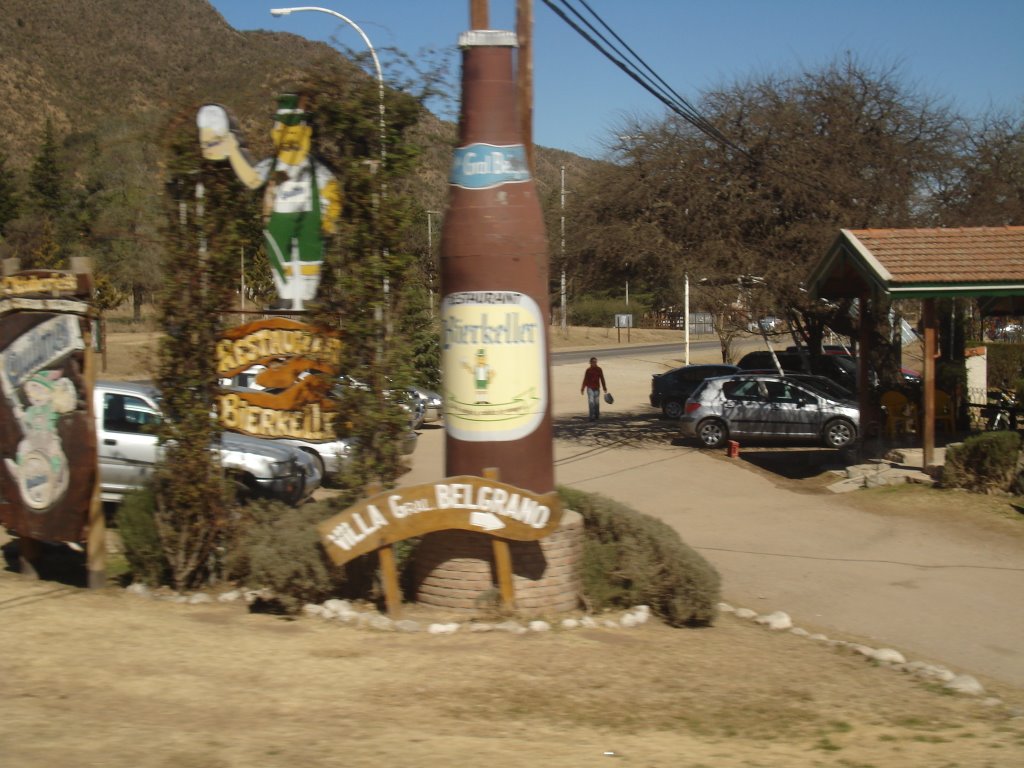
[210,1,1024,158]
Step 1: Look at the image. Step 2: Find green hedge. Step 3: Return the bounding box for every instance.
[942,431,1021,493]
[118,485,721,626]
[984,343,1024,391]
[558,486,721,626]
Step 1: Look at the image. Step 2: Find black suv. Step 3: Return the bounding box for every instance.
[650,363,741,418]
[736,350,859,393]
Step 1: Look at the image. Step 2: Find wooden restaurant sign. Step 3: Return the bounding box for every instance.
[216,317,341,442]
[317,475,564,566]
[0,270,95,542]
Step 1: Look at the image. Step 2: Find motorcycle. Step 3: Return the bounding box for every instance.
[984,388,1017,431]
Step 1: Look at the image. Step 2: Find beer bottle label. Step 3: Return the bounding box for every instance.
[450,143,531,189]
[441,291,547,442]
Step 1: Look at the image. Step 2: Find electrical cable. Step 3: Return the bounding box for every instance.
[540,0,746,155]
[540,0,834,194]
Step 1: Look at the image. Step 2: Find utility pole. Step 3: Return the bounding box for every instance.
[684,272,690,365]
[470,0,488,28]
[560,165,567,337]
[517,0,534,173]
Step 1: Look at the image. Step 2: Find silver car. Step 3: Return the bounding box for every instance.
[96,381,321,506]
[679,373,859,449]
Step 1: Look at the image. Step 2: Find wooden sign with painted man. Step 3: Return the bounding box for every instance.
[197,93,342,310]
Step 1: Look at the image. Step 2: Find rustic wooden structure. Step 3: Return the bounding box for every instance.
[0,259,100,586]
[317,469,563,616]
[808,227,1024,468]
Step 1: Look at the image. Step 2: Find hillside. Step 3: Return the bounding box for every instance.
[0,0,597,204]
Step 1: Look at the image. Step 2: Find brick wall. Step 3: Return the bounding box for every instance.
[413,510,583,614]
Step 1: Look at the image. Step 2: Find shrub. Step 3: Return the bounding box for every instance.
[116,486,169,587]
[984,343,1024,390]
[558,486,720,626]
[226,500,350,613]
[942,431,1021,493]
[569,297,649,328]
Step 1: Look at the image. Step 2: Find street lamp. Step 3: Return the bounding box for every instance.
[270,7,385,171]
[270,6,390,339]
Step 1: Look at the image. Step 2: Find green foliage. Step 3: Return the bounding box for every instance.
[558,486,721,626]
[983,343,1024,390]
[942,431,1021,493]
[0,151,19,236]
[116,487,169,587]
[301,66,428,492]
[226,500,348,613]
[28,120,65,218]
[570,296,649,328]
[398,280,441,390]
[151,114,247,591]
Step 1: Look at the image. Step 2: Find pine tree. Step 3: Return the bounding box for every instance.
[0,151,19,236]
[151,115,246,590]
[29,120,65,218]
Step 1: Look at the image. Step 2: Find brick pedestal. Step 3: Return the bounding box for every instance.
[413,510,583,614]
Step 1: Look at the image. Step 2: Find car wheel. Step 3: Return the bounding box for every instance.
[697,419,728,449]
[229,474,255,505]
[823,418,856,448]
[663,399,684,419]
[302,449,325,480]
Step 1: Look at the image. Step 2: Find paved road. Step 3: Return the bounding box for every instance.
[406,346,1024,690]
[552,340,721,366]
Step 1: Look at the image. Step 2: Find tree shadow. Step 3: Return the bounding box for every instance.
[554,410,682,449]
[1,538,89,588]
[735,446,850,480]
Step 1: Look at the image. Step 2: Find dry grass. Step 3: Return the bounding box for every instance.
[0,574,1022,767]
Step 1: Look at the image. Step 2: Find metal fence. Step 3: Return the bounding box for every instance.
[645,311,715,335]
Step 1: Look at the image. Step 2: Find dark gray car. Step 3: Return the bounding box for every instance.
[650,364,740,418]
[679,373,859,449]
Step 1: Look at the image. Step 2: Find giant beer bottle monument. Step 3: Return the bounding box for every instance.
[409,27,581,613]
[318,22,582,616]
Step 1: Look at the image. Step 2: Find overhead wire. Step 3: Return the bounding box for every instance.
[540,0,834,195]
[539,0,747,156]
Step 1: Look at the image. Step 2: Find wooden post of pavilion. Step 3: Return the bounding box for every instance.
[921,298,938,469]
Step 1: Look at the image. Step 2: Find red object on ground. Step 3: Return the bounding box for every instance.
[727,440,740,458]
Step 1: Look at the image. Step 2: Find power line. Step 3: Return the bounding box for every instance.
[540,0,835,196]
[540,0,746,155]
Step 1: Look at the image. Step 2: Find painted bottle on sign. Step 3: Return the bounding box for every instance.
[440,29,553,493]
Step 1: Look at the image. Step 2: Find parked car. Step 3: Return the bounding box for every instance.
[218,369,419,483]
[650,363,741,418]
[409,385,443,423]
[737,350,860,393]
[732,371,854,403]
[95,381,320,506]
[781,346,921,387]
[747,316,781,333]
[679,373,859,449]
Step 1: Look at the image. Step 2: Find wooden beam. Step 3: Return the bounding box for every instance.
[84,318,106,589]
[470,0,489,29]
[378,545,402,618]
[517,0,534,174]
[922,298,938,469]
[484,467,516,610]
[857,292,877,440]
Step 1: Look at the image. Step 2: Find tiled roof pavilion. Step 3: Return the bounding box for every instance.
[809,226,1024,302]
[808,226,1024,467]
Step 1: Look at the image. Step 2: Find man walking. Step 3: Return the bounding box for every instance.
[580,357,608,420]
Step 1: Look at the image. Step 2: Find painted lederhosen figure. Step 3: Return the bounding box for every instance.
[197,93,342,310]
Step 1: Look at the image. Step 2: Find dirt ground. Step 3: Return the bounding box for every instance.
[2,324,1023,767]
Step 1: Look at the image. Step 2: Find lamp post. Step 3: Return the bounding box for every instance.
[271,6,390,339]
[270,7,385,172]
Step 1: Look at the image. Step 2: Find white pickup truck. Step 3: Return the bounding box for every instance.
[95,381,320,506]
